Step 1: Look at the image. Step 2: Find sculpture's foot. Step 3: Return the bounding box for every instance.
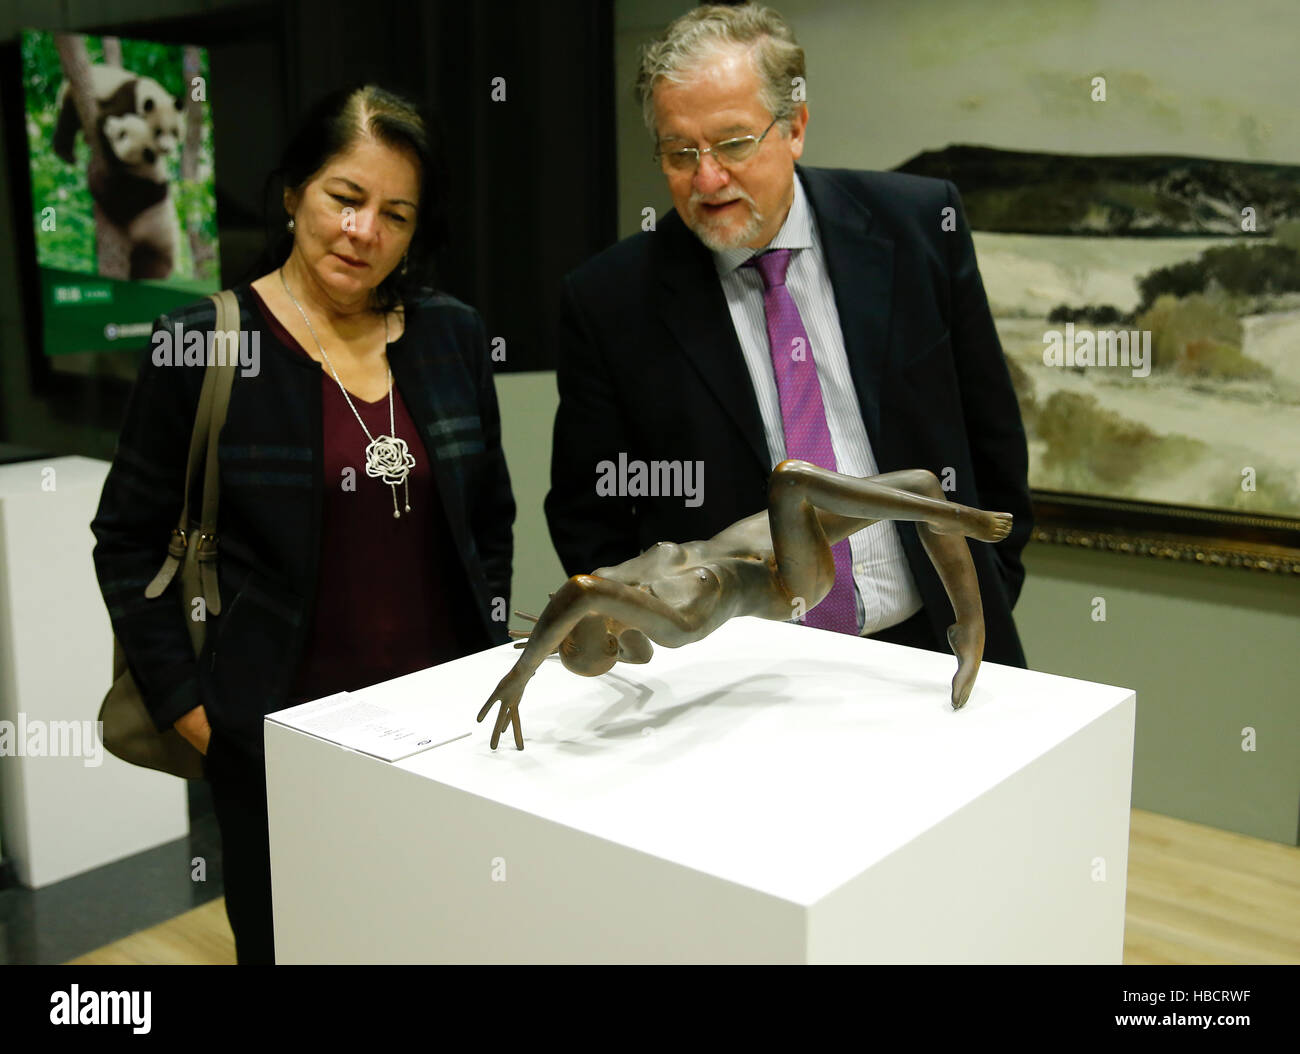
[928,507,1012,543]
[946,621,984,710]
[967,509,1013,543]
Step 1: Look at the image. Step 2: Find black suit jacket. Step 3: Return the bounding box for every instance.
[545,166,1031,667]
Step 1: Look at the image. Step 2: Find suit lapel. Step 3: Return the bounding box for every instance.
[798,166,894,455]
[654,211,769,475]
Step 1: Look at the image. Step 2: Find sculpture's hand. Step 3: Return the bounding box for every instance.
[477,672,528,751]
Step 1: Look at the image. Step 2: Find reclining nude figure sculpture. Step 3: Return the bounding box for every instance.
[478,460,1013,750]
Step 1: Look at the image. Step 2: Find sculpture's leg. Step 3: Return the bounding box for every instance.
[867,470,987,708]
[768,461,1011,708]
[766,461,840,614]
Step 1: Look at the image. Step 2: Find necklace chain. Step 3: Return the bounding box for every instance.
[278,267,414,517]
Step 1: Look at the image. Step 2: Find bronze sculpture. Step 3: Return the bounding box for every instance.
[478,460,1013,750]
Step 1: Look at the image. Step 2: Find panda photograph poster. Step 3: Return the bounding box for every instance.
[20,29,220,360]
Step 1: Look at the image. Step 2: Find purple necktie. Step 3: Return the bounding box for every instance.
[748,249,859,634]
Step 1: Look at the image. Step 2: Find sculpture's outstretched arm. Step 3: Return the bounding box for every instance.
[767,460,1011,708]
[478,574,714,750]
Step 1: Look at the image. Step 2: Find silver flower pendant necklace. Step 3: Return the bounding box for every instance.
[280,268,415,518]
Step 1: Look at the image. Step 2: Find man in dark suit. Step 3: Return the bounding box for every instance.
[545,3,1031,667]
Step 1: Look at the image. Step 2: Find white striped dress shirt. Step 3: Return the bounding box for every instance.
[712,175,924,634]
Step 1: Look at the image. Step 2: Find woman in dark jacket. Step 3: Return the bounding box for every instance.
[90,84,514,964]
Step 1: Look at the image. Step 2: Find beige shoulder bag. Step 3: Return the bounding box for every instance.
[98,289,240,779]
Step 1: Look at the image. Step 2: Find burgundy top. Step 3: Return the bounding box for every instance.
[248,285,474,705]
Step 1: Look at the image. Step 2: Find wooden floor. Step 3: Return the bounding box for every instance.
[68,808,1299,965]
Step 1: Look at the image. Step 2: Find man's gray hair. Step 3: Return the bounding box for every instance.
[636,3,806,138]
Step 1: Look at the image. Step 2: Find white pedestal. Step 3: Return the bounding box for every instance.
[266,616,1135,963]
[0,457,189,888]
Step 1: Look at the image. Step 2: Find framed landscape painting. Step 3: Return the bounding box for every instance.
[899,145,1300,573]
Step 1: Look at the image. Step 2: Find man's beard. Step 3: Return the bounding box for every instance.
[686,189,764,251]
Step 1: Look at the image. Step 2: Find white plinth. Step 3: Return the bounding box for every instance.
[0,457,189,888]
[266,616,1135,963]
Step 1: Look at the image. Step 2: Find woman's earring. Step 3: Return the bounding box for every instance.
[287,217,296,233]
[400,254,408,275]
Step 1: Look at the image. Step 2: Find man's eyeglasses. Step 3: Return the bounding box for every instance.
[654,117,779,173]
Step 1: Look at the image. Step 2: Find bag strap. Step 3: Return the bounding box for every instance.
[196,289,240,614]
[145,291,240,604]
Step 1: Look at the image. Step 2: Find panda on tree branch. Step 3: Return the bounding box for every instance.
[52,64,186,279]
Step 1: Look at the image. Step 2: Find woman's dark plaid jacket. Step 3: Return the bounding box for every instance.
[90,284,515,756]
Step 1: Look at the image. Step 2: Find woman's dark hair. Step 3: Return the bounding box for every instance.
[249,83,448,312]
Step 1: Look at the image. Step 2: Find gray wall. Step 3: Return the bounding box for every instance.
[613,0,1300,845]
[495,374,565,620]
